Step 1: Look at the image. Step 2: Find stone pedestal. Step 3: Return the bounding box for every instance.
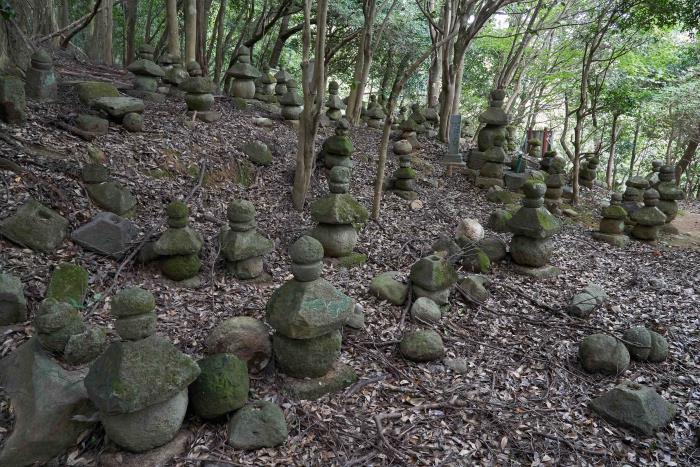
[25,50,57,101]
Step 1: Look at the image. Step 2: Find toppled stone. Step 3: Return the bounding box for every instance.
[281,361,357,400]
[0,75,27,124]
[243,141,273,166]
[410,297,441,323]
[227,401,288,450]
[0,199,68,252]
[400,329,445,362]
[622,326,669,362]
[77,81,120,106]
[456,218,485,241]
[0,273,27,325]
[71,212,138,259]
[370,271,408,305]
[487,209,512,233]
[566,284,607,318]
[93,96,145,121]
[205,316,271,373]
[444,357,469,373]
[344,303,365,329]
[590,380,676,435]
[478,237,507,262]
[0,339,96,466]
[410,255,457,305]
[460,275,490,302]
[64,327,108,365]
[579,334,630,375]
[76,113,109,135]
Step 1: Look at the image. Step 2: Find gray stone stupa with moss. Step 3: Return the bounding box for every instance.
[409,254,457,307]
[386,140,418,200]
[219,200,273,280]
[266,236,356,399]
[126,44,166,102]
[153,201,204,286]
[656,164,684,233]
[592,193,629,247]
[227,46,261,99]
[507,181,560,278]
[280,79,303,122]
[630,189,666,241]
[468,89,509,186]
[310,166,368,258]
[326,81,345,121]
[321,118,353,170]
[544,151,566,214]
[25,50,57,101]
[622,176,649,233]
[82,163,137,217]
[85,287,200,452]
[181,61,220,122]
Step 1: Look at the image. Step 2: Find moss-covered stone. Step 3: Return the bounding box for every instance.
[310,194,369,225]
[400,329,445,362]
[322,135,353,156]
[273,331,341,378]
[46,263,89,307]
[111,287,155,318]
[189,354,249,419]
[77,81,120,106]
[370,271,408,305]
[409,255,457,292]
[160,254,201,281]
[227,401,288,449]
[34,299,86,353]
[579,334,630,375]
[337,253,367,269]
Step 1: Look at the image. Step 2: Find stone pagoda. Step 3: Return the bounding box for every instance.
[387,140,418,200]
[544,152,566,214]
[152,201,204,285]
[507,181,560,278]
[321,118,353,170]
[467,89,509,184]
[311,167,368,258]
[622,176,649,233]
[366,95,385,129]
[25,50,57,101]
[227,46,260,99]
[181,61,220,122]
[408,103,427,134]
[656,164,684,232]
[266,236,356,399]
[126,44,165,102]
[630,189,667,241]
[409,254,457,307]
[326,81,345,121]
[579,156,600,188]
[280,79,303,122]
[274,68,291,100]
[646,160,663,187]
[85,287,200,452]
[592,193,629,247]
[219,200,274,280]
[254,65,276,103]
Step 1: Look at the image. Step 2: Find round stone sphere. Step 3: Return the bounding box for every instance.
[510,236,553,268]
[232,79,256,99]
[123,112,143,132]
[523,181,546,200]
[112,287,155,318]
[185,93,214,111]
[227,200,256,223]
[289,236,324,264]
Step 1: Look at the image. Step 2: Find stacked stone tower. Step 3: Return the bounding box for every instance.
[469,89,509,186]
[579,156,600,188]
[126,44,165,102]
[82,162,136,217]
[326,81,345,121]
[85,287,200,452]
[25,50,57,101]
[592,193,629,247]
[254,65,277,103]
[622,176,649,233]
[227,46,261,99]
[274,68,291,100]
[181,61,220,122]
[153,201,203,284]
[656,164,684,230]
[310,167,368,257]
[409,255,457,307]
[321,118,353,170]
[387,140,418,200]
[219,200,274,280]
[646,160,663,187]
[266,236,355,398]
[544,152,566,214]
[630,189,667,241]
[507,181,560,277]
[280,79,303,122]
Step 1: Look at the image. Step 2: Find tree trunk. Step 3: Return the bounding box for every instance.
[166,0,180,58]
[291,0,328,210]
[675,123,700,183]
[605,113,619,189]
[269,14,290,68]
[628,118,641,177]
[87,0,113,65]
[124,0,138,65]
[184,0,196,63]
[195,0,211,72]
[212,0,227,83]
[58,0,70,28]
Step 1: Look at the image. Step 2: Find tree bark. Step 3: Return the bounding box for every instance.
[87,0,113,65]
[184,0,196,63]
[605,113,619,190]
[124,0,138,64]
[269,13,290,68]
[675,123,700,183]
[628,118,641,177]
[166,0,180,58]
[212,0,227,83]
[195,0,211,72]
[291,0,328,210]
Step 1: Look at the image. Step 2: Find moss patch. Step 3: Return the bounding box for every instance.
[337,253,367,269]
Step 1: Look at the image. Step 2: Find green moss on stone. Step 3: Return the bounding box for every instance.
[46,263,89,307]
[337,253,367,269]
[160,254,201,281]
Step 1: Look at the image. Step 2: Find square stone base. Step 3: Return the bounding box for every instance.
[592,232,630,248]
[281,362,357,400]
[512,264,560,279]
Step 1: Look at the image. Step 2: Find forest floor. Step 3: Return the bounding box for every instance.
[1,54,699,467]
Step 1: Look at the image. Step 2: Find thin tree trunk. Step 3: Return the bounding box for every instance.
[269,14,290,68]
[292,0,328,210]
[87,0,113,64]
[58,0,70,28]
[166,0,180,57]
[605,113,619,189]
[675,123,700,183]
[213,0,227,83]
[184,0,196,63]
[125,0,138,64]
[628,118,641,176]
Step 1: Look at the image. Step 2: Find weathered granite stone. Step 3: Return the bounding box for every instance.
[370,271,408,305]
[219,200,273,280]
[77,81,120,106]
[34,299,86,354]
[280,79,303,120]
[46,262,89,306]
[0,74,27,124]
[189,353,249,419]
[154,202,203,282]
[93,96,145,121]
[566,284,607,318]
[64,326,108,365]
[410,255,457,294]
[0,273,27,325]
[487,209,512,233]
[0,199,68,252]
[622,326,669,362]
[579,333,630,375]
[244,141,273,166]
[227,401,288,450]
[25,50,57,101]
[630,189,666,241]
[111,287,157,340]
[123,112,144,132]
[226,46,260,99]
[459,275,490,302]
[0,339,96,466]
[76,113,110,135]
[281,361,357,400]
[400,329,445,362]
[590,381,676,435]
[71,212,138,258]
[410,297,441,323]
[205,316,271,373]
[273,331,341,378]
[478,237,507,262]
